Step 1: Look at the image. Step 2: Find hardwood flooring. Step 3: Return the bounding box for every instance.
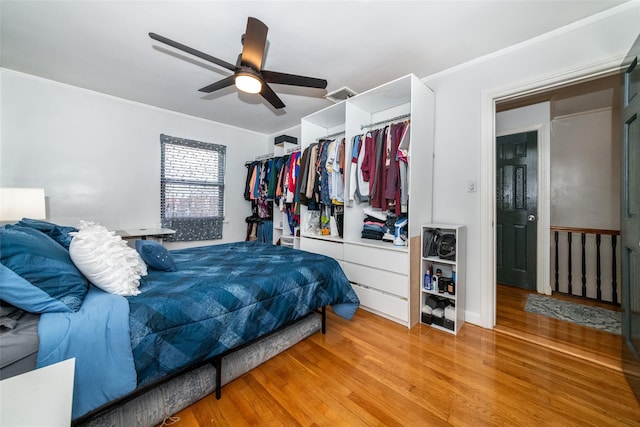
[494,284,624,372]
[165,292,640,426]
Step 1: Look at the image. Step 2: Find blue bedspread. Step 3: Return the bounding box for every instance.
[38,241,358,419]
[128,241,359,385]
[37,286,136,419]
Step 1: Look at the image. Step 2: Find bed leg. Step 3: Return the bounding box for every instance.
[214,357,222,400]
[321,306,326,334]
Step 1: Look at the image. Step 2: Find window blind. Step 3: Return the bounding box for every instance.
[160,134,226,241]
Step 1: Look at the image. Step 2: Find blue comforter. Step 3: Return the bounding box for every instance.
[129,241,359,385]
[38,241,359,419]
[37,286,136,419]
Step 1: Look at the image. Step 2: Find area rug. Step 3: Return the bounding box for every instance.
[524,293,621,335]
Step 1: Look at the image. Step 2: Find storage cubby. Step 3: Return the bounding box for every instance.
[420,224,465,334]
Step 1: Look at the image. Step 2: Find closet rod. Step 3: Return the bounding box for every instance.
[360,113,411,130]
[316,130,345,141]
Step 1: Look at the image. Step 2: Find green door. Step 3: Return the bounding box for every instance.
[496,131,538,290]
[621,35,640,401]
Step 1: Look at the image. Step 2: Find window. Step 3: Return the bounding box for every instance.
[160,134,226,241]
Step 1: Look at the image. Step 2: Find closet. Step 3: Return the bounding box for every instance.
[300,74,435,327]
[244,138,301,248]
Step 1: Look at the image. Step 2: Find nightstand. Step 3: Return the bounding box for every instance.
[0,358,75,426]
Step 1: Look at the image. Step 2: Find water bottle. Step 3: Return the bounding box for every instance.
[424,265,432,290]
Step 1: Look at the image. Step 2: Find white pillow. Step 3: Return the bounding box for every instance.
[69,221,147,296]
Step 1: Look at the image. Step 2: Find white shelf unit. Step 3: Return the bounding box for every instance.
[272,139,301,248]
[299,74,435,327]
[420,224,466,334]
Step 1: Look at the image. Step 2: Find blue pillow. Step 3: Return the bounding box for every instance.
[17,218,78,250]
[135,240,177,272]
[0,225,88,312]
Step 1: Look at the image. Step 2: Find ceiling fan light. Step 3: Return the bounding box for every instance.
[235,74,262,94]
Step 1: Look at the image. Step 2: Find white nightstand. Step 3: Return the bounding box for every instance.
[0,358,75,426]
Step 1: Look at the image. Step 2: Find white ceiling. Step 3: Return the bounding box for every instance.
[0,1,628,134]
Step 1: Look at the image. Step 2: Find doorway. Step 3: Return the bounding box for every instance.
[492,74,622,360]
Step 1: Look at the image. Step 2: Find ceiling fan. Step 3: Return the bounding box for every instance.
[149,17,328,109]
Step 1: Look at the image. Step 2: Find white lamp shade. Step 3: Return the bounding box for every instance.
[0,188,46,221]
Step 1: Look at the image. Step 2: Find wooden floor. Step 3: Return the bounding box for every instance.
[165,291,640,426]
[494,284,624,372]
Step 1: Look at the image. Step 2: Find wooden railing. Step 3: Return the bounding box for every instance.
[551,226,620,305]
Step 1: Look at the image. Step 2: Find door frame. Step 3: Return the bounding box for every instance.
[496,125,549,295]
[479,59,625,329]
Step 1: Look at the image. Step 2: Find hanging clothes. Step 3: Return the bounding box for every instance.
[384,123,404,215]
[327,138,345,205]
[305,143,320,208]
[284,151,301,232]
[297,145,312,205]
[242,155,293,220]
[256,158,271,218]
[353,120,410,213]
[398,123,410,213]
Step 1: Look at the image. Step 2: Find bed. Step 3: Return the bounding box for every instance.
[0,219,359,426]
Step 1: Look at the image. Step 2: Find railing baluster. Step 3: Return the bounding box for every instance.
[549,226,620,306]
[581,233,586,298]
[596,234,602,301]
[567,232,573,296]
[554,231,559,292]
[612,235,618,305]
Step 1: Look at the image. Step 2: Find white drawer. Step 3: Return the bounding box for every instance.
[342,261,408,298]
[351,283,408,324]
[300,237,343,260]
[343,243,408,274]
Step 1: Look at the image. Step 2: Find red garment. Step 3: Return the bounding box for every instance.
[371,127,387,209]
[385,123,404,214]
[287,151,300,196]
[360,131,376,186]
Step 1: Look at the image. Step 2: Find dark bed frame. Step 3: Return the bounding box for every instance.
[72,307,327,426]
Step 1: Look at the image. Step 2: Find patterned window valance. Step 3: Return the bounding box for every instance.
[160,134,226,241]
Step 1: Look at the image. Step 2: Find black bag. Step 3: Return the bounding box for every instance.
[437,234,456,260]
[423,228,441,258]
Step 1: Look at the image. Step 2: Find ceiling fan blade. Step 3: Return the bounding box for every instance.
[198,75,235,93]
[261,70,327,89]
[240,17,268,71]
[260,82,285,109]
[149,32,236,71]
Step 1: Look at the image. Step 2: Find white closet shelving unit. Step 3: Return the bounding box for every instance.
[299,74,435,327]
[420,224,466,334]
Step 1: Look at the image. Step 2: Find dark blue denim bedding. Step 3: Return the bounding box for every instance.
[127,241,359,386]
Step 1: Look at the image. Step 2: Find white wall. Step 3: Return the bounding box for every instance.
[424,3,640,326]
[0,70,268,247]
[551,108,619,229]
